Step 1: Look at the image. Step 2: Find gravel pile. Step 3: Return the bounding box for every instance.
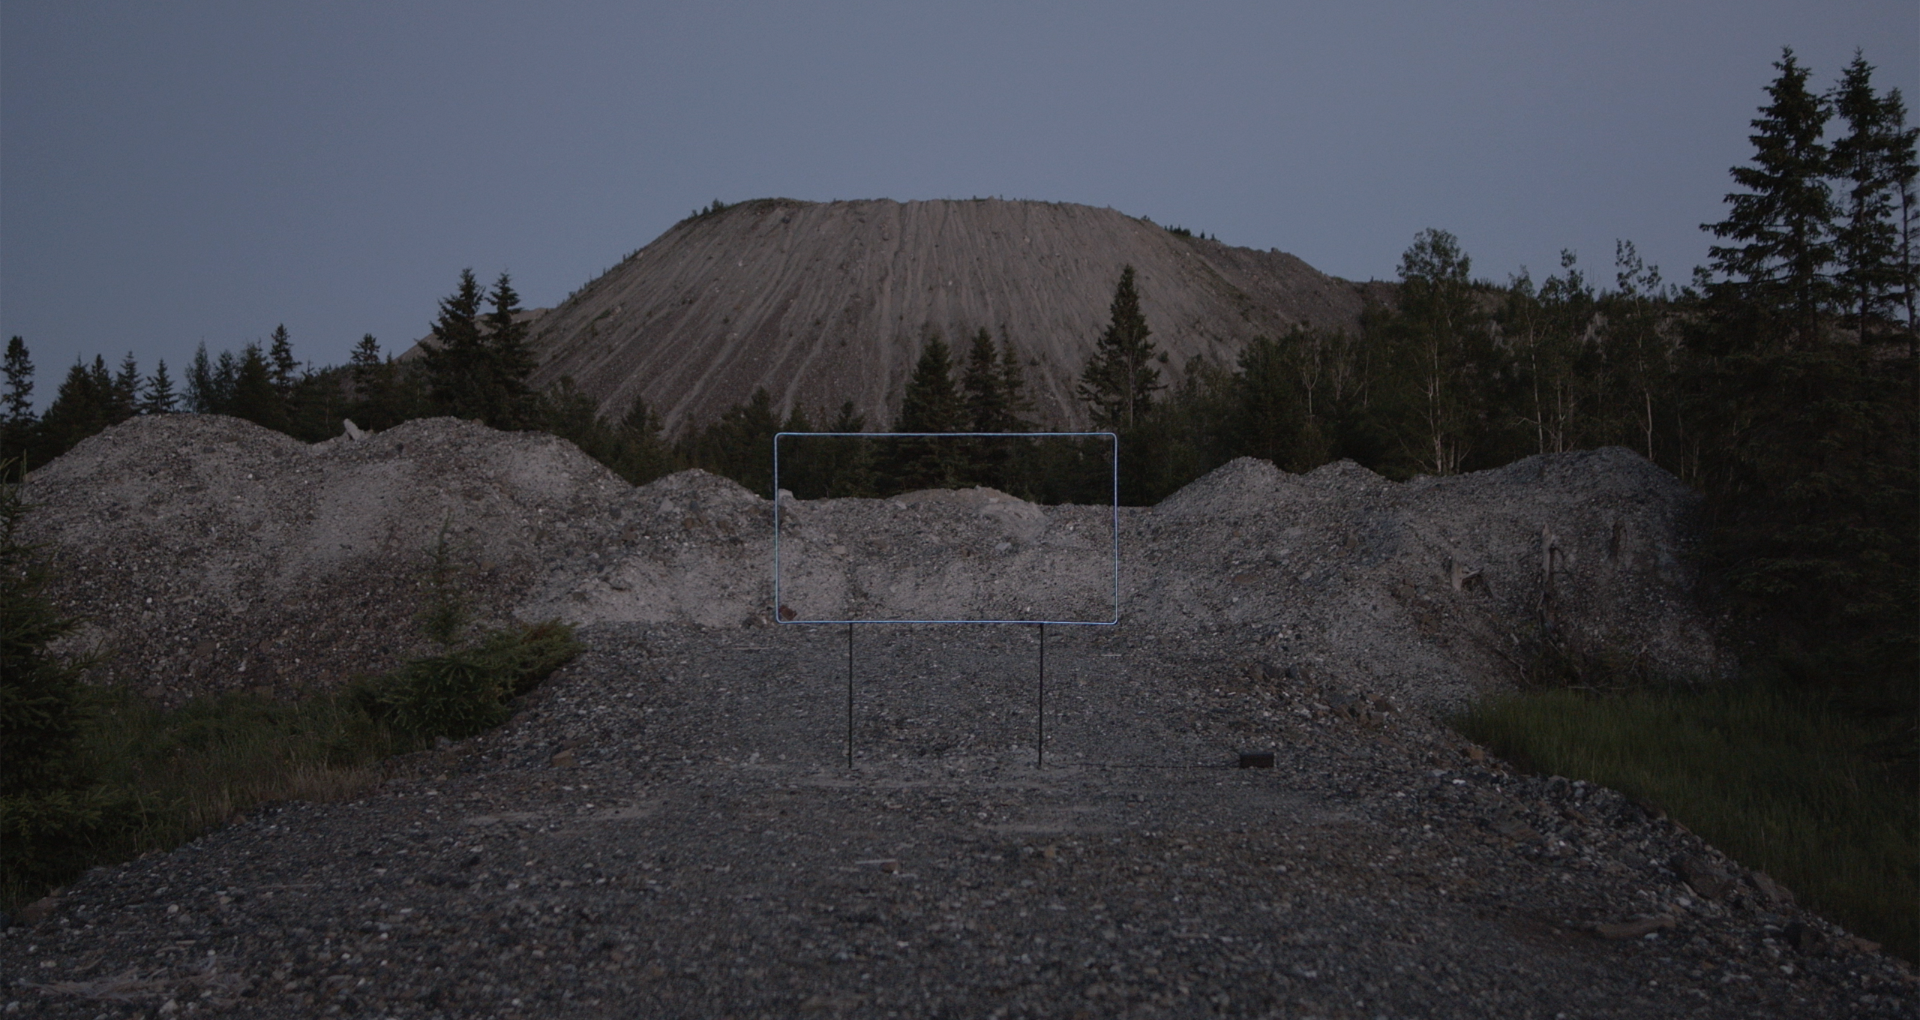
[26,414,1714,712]
[7,414,1909,1017]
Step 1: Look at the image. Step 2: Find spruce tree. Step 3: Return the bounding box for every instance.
[423,269,488,420]
[1703,48,1837,349]
[185,343,216,413]
[2,338,34,474]
[1830,52,1918,343]
[484,272,537,429]
[139,360,177,415]
[226,343,285,430]
[890,335,963,490]
[110,353,139,423]
[267,324,299,399]
[37,358,113,460]
[1077,265,1162,430]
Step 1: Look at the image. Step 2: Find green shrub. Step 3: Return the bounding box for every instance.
[353,620,582,743]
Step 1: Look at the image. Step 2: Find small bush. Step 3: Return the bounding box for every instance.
[353,620,582,743]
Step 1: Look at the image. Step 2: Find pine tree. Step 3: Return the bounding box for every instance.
[267,324,300,398]
[109,353,139,424]
[1703,48,1837,349]
[139,360,177,415]
[1229,332,1317,472]
[2,338,34,474]
[890,335,963,490]
[484,272,537,429]
[226,343,285,430]
[423,269,488,420]
[37,357,114,460]
[185,343,216,413]
[1077,265,1162,430]
[1830,52,1919,344]
[211,350,239,413]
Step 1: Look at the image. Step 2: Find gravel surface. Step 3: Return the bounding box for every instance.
[4,625,1913,1018]
[8,414,1910,1017]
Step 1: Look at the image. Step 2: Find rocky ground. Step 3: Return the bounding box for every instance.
[4,414,1912,1017]
[3,625,1912,1018]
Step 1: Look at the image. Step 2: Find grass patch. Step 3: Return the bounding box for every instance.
[1,621,580,911]
[1454,682,1917,963]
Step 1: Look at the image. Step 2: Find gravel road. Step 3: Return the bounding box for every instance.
[4,624,1912,1018]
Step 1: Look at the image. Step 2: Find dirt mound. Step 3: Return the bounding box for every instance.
[511,198,1386,431]
[22,414,631,699]
[25,415,1713,709]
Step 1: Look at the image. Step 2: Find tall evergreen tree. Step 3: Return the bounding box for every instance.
[267,324,300,398]
[483,272,537,429]
[185,343,216,413]
[139,360,177,415]
[226,343,285,430]
[1229,332,1319,472]
[890,335,964,490]
[1703,48,1837,349]
[423,268,489,421]
[2,338,34,474]
[1077,265,1162,430]
[108,353,139,424]
[1829,52,1918,344]
[37,357,114,459]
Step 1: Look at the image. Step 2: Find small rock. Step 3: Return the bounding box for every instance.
[1782,920,1830,956]
[342,419,365,441]
[18,895,58,924]
[1593,914,1675,939]
[1747,869,1794,908]
[1672,855,1734,900]
[550,749,577,768]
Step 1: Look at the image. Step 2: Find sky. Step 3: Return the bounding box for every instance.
[3,1,1916,408]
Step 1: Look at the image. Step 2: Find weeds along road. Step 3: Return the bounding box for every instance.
[4,624,1912,1018]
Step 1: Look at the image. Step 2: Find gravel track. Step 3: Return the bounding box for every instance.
[4,625,1912,1018]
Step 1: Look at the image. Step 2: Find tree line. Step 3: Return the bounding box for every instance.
[2,47,1910,723]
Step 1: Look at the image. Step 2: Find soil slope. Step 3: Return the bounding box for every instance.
[513,198,1385,430]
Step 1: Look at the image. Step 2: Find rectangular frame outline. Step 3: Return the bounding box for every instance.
[772,431,1120,626]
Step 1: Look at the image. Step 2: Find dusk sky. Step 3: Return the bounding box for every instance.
[3,2,1915,408]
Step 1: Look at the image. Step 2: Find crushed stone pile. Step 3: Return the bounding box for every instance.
[25,414,1715,709]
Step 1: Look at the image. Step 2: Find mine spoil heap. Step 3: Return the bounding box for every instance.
[9,414,1914,1018]
[26,413,1715,710]
[518,198,1385,431]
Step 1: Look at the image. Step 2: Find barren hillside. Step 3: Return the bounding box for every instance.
[516,199,1385,431]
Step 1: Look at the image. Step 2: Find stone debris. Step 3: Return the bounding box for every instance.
[4,413,1912,1017]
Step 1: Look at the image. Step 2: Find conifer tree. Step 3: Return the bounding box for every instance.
[37,357,114,459]
[1703,48,1837,349]
[110,353,139,423]
[139,360,177,415]
[1077,265,1162,430]
[2,338,34,473]
[267,324,300,399]
[1829,52,1918,343]
[226,343,285,430]
[423,268,488,420]
[484,272,537,428]
[890,335,963,490]
[185,343,216,413]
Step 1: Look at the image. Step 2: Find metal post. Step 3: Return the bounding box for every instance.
[1036,622,1045,768]
[846,622,855,769]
